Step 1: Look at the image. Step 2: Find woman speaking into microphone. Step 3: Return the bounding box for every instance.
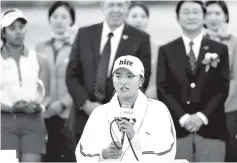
[75,55,176,162]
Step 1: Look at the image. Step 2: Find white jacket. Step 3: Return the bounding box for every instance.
[76,90,176,162]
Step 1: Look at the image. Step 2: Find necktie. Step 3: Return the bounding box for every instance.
[188,41,196,72]
[94,32,114,102]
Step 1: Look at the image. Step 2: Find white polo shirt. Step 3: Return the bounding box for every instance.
[0,47,42,107]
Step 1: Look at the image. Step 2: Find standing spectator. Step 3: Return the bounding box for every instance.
[157,0,229,161]
[126,2,159,99]
[204,0,237,161]
[0,9,50,162]
[66,0,151,145]
[35,1,77,162]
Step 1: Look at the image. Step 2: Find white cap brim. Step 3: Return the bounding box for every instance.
[112,66,143,76]
[0,9,27,28]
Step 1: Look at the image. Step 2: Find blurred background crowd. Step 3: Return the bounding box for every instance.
[1,1,237,48]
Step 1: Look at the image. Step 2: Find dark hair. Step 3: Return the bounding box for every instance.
[176,0,206,18]
[48,1,75,26]
[1,10,15,47]
[1,28,6,49]
[205,0,229,23]
[129,1,150,18]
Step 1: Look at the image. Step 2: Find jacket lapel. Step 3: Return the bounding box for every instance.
[114,24,130,61]
[92,23,103,69]
[193,37,209,75]
[176,38,193,76]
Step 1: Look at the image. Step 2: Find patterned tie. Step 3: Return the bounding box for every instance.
[94,32,114,102]
[188,41,196,72]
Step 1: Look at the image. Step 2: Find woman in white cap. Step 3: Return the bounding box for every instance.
[0,9,50,162]
[75,55,176,162]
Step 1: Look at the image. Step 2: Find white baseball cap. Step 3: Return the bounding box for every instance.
[0,9,27,28]
[112,55,144,77]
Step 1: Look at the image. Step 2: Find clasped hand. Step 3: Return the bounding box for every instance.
[47,101,64,116]
[102,141,122,159]
[184,114,204,132]
[82,100,101,116]
[12,100,42,114]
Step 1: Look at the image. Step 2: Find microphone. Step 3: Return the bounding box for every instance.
[120,102,134,145]
[120,102,133,121]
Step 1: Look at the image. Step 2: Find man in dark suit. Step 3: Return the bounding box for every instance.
[157,0,229,162]
[66,0,151,145]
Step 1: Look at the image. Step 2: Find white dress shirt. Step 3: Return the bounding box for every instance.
[182,32,203,60]
[0,48,42,107]
[100,22,125,77]
[179,32,208,127]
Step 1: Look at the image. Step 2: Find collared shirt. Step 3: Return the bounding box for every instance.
[1,46,29,59]
[0,46,41,106]
[100,21,125,76]
[182,32,203,60]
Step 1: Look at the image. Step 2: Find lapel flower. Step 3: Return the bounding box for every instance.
[202,52,220,72]
[122,35,128,40]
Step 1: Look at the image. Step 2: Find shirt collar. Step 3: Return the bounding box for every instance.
[102,21,125,38]
[182,32,203,48]
[50,33,74,46]
[1,45,29,59]
[107,90,148,133]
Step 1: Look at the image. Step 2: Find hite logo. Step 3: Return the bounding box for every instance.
[119,59,133,66]
[120,108,133,119]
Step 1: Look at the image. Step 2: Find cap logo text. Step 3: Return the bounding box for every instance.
[119,59,133,66]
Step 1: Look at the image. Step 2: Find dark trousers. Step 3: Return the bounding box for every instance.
[226,111,237,162]
[175,133,225,162]
[43,116,76,162]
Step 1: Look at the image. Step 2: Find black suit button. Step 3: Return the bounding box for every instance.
[190,82,196,88]
[187,101,190,104]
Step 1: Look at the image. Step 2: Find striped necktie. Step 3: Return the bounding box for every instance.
[188,41,196,72]
[94,32,114,102]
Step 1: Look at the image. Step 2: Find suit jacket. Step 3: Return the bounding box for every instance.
[157,37,229,140]
[66,23,151,134]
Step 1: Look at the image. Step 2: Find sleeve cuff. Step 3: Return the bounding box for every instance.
[40,104,46,112]
[196,112,208,125]
[179,114,190,127]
